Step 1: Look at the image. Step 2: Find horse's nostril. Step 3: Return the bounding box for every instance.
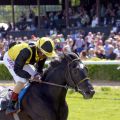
[84,90,95,99]
[91,90,95,95]
[88,85,94,90]
[85,91,91,95]
[88,90,95,98]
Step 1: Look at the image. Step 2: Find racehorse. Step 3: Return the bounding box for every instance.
[0,52,95,120]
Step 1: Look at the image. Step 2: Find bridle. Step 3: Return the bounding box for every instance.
[65,58,89,91]
[31,58,89,91]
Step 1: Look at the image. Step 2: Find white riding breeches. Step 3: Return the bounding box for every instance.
[3,52,37,83]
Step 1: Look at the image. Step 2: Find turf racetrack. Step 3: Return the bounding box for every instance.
[67,87,120,120]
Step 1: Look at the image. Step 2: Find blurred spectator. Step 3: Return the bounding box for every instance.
[87,32,94,45]
[75,34,85,54]
[79,50,88,60]
[106,45,117,60]
[63,44,72,53]
[114,42,120,59]
[28,9,35,23]
[19,12,27,22]
[91,15,99,27]
[88,48,96,58]
[81,11,90,27]
[104,39,112,58]
[66,37,74,52]
[96,46,106,59]
[0,42,5,60]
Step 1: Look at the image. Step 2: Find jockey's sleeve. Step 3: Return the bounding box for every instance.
[36,58,47,74]
[14,48,31,79]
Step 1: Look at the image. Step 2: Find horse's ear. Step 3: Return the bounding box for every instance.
[72,52,79,58]
[63,52,72,61]
[60,52,68,61]
[63,52,66,58]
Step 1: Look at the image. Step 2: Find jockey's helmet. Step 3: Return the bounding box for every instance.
[36,37,56,57]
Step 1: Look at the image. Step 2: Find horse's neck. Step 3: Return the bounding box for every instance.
[44,66,67,101]
[31,82,67,103]
[33,66,67,102]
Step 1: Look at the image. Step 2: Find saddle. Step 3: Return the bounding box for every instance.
[0,83,30,112]
[0,87,12,111]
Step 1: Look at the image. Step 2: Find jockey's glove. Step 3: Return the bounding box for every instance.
[30,73,42,82]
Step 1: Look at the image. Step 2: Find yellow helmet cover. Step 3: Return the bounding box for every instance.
[36,37,56,57]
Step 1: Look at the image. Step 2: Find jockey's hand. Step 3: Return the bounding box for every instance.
[30,73,42,82]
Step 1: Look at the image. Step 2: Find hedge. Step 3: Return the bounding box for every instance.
[87,64,120,81]
[0,64,13,80]
[0,64,120,81]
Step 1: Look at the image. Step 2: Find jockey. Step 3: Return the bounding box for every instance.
[3,37,57,115]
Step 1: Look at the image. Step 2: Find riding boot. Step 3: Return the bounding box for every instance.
[6,92,18,115]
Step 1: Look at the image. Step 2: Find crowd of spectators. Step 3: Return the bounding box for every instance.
[44,2,120,29]
[0,2,120,61]
[51,30,120,61]
[3,2,120,32]
[0,29,120,61]
[7,9,36,32]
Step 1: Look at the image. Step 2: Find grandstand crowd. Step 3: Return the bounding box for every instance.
[0,29,120,61]
[0,2,119,31]
[0,1,120,61]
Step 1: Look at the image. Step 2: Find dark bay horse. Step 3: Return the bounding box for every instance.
[0,52,95,120]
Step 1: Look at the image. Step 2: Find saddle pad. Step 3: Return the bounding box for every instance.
[0,83,30,111]
[18,83,30,104]
[0,88,12,111]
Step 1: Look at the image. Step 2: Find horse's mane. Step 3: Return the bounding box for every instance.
[42,58,61,80]
[41,52,80,80]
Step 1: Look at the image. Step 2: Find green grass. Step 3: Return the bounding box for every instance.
[1,83,120,120]
[67,87,120,120]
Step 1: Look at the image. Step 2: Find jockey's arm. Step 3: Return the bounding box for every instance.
[36,58,47,75]
[14,48,32,79]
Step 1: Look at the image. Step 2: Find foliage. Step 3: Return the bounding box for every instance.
[88,57,105,61]
[0,63,120,81]
[87,64,120,81]
[0,64,12,80]
[71,0,80,7]
[0,5,37,23]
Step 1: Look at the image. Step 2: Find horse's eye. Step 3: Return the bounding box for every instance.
[74,69,78,74]
[72,64,76,68]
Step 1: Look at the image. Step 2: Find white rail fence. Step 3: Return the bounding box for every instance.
[82,60,120,65]
[0,60,120,65]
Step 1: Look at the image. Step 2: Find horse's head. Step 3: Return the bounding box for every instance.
[62,52,95,99]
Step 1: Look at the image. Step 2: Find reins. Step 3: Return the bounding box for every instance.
[29,79,68,89]
[29,58,88,91]
[41,81,68,89]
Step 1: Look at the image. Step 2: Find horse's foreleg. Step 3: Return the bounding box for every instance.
[0,111,32,120]
[58,101,68,120]
[0,111,14,120]
[18,111,33,120]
